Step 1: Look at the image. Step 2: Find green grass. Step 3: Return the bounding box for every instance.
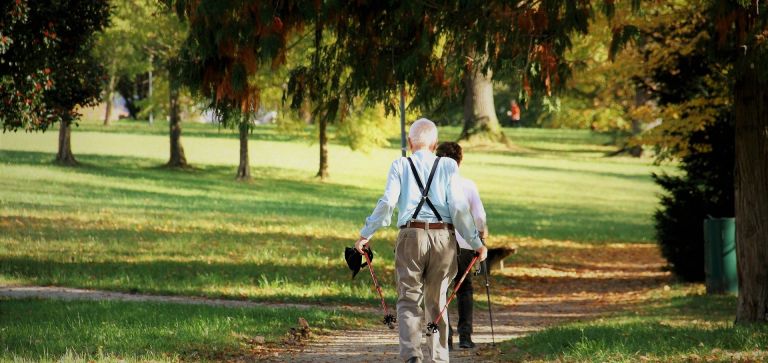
[0,122,672,360]
[75,119,314,143]
[0,298,365,362]
[502,287,768,362]
[73,118,618,157]
[0,124,666,301]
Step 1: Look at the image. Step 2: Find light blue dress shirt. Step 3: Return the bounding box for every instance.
[360,149,483,249]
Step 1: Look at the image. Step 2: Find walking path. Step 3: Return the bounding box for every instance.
[269,241,672,362]
[0,285,372,313]
[0,241,671,362]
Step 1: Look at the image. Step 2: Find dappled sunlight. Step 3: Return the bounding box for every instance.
[0,127,686,361]
[2,128,665,243]
[0,214,358,244]
[505,265,668,279]
[666,350,768,362]
[658,319,731,330]
[476,234,674,343]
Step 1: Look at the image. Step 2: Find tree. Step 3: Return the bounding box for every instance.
[168,0,763,325]
[116,74,149,119]
[607,0,734,281]
[96,0,190,168]
[654,118,734,282]
[613,0,768,323]
[146,5,190,168]
[714,2,768,324]
[171,1,291,179]
[168,1,654,180]
[461,62,508,143]
[1,0,109,165]
[93,0,153,125]
[536,12,642,149]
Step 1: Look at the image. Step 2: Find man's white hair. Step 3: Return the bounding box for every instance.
[408,118,438,148]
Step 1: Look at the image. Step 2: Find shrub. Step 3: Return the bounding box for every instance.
[653,118,734,282]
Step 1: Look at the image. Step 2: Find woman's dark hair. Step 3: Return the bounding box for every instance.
[436,141,463,165]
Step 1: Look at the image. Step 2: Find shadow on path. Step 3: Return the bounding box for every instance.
[273,242,671,362]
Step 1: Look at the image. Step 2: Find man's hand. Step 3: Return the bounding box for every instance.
[475,245,488,262]
[355,236,370,255]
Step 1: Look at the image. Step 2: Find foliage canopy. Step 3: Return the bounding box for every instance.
[0,0,109,132]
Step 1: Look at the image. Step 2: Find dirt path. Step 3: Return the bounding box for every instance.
[265,240,673,362]
[0,241,671,362]
[0,285,373,313]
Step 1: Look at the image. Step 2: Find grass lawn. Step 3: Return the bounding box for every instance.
[0,120,674,360]
[0,121,666,303]
[1,298,365,362]
[501,286,768,362]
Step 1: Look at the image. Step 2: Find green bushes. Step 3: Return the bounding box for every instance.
[653,119,734,281]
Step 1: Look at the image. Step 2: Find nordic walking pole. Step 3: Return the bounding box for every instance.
[483,260,496,346]
[362,249,396,329]
[426,253,480,336]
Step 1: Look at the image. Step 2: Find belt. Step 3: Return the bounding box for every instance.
[400,221,454,231]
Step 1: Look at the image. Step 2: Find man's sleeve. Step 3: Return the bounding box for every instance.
[446,163,482,249]
[360,159,401,239]
[467,180,488,236]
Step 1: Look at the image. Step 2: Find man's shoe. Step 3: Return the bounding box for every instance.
[459,335,476,349]
[405,357,421,363]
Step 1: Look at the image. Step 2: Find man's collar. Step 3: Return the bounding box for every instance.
[412,149,435,157]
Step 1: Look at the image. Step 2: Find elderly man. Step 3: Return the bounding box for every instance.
[355,118,488,363]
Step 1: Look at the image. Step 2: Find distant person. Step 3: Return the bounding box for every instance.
[507,100,521,127]
[436,141,488,350]
[356,118,487,363]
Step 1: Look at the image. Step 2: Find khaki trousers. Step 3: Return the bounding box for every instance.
[395,227,458,362]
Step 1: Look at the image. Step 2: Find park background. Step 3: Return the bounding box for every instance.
[1,0,767,362]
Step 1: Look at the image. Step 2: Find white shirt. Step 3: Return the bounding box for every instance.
[456,177,487,250]
[359,150,483,249]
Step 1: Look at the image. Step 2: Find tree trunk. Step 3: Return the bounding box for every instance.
[236,121,251,180]
[317,114,329,179]
[148,57,154,124]
[628,85,648,157]
[734,65,768,324]
[460,66,507,143]
[166,69,187,168]
[55,119,77,166]
[313,16,329,180]
[103,71,116,126]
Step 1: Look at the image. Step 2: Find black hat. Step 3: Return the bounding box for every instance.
[344,246,374,279]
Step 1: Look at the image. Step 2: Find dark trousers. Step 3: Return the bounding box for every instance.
[449,248,474,338]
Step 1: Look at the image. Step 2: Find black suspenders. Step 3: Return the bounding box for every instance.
[406,157,443,221]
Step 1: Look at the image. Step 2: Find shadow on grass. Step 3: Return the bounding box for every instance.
[0,149,377,222]
[482,160,653,182]
[485,202,653,243]
[503,294,768,362]
[0,255,395,305]
[1,215,358,255]
[73,121,314,143]
[1,298,365,361]
[507,320,768,362]
[2,149,655,242]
